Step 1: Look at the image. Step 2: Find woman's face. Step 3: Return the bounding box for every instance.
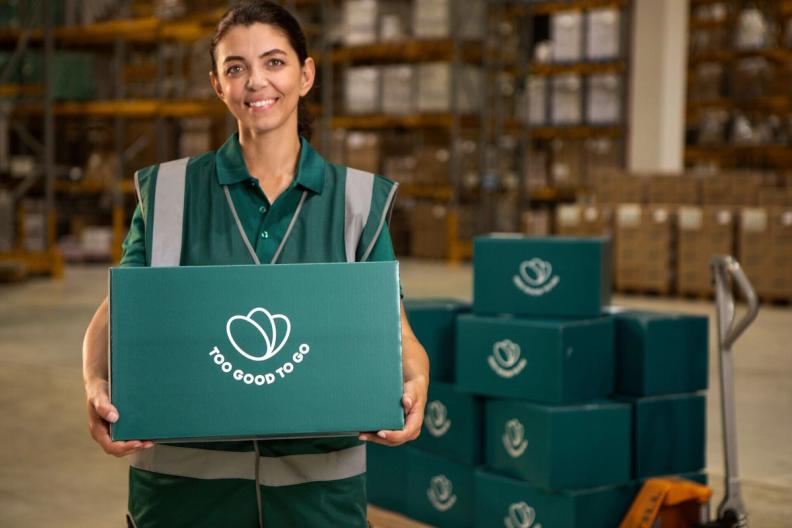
[210,22,314,136]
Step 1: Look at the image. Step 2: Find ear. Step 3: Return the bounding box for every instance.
[210,71,225,101]
[299,57,316,97]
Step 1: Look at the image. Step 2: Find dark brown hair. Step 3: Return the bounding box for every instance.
[210,0,313,139]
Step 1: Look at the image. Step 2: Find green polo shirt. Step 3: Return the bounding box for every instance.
[121,133,397,267]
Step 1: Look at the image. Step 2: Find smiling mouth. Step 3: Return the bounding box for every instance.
[245,98,278,110]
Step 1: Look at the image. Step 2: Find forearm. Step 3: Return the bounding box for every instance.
[401,304,429,385]
[83,297,110,388]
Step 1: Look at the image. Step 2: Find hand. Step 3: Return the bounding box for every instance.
[359,375,428,446]
[86,379,154,457]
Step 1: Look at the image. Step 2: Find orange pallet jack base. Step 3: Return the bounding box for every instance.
[620,477,713,528]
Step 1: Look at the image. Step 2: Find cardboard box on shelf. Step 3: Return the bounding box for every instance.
[475,470,637,528]
[612,310,708,397]
[410,202,449,259]
[414,145,450,185]
[473,235,612,317]
[551,140,584,188]
[383,155,416,185]
[647,174,701,204]
[521,209,551,237]
[342,0,379,45]
[551,11,583,62]
[456,314,615,403]
[345,131,381,174]
[109,262,403,441]
[485,399,632,489]
[556,204,613,238]
[677,206,735,294]
[615,204,675,293]
[344,66,381,114]
[524,76,547,126]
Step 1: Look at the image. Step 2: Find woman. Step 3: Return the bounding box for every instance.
[82,2,429,526]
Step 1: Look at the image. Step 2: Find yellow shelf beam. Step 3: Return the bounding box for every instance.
[331,113,481,130]
[331,39,482,64]
[11,98,227,118]
[529,60,625,76]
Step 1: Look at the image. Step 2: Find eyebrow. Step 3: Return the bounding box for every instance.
[222,49,287,64]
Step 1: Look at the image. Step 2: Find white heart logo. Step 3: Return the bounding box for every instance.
[507,502,536,528]
[425,400,452,437]
[226,307,291,362]
[493,340,521,369]
[427,474,458,512]
[519,258,552,287]
[503,418,528,458]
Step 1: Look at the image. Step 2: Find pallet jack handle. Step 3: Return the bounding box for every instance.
[710,255,759,527]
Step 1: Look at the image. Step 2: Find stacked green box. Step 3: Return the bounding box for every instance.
[613,311,708,396]
[0,1,65,28]
[473,235,612,317]
[1,51,95,100]
[404,299,469,382]
[612,310,708,481]
[475,470,638,528]
[366,443,410,513]
[456,314,615,403]
[405,449,476,528]
[413,381,483,465]
[485,399,632,490]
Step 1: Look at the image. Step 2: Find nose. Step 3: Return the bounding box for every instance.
[246,65,269,90]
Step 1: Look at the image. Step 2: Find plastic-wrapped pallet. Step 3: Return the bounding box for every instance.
[586,8,621,60]
[586,74,621,125]
[416,63,481,113]
[344,66,380,114]
[0,190,12,251]
[342,0,379,45]
[412,0,483,40]
[551,74,582,125]
[381,65,414,115]
[523,76,546,126]
[551,11,583,62]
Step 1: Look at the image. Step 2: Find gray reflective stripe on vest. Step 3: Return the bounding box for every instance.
[150,157,189,267]
[131,444,366,487]
[360,182,399,262]
[344,168,374,262]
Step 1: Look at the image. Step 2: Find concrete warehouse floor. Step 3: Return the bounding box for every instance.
[0,261,790,528]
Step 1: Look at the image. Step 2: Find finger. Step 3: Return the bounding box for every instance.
[88,406,153,455]
[91,392,120,423]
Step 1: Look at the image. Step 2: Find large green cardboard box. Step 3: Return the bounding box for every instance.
[618,393,706,479]
[109,262,404,441]
[367,443,411,513]
[413,381,483,465]
[404,299,469,382]
[475,470,637,528]
[456,314,614,403]
[473,235,612,317]
[485,399,631,490]
[406,449,475,528]
[613,310,709,396]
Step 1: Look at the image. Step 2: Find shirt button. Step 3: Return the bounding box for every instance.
[258,205,266,214]
[261,231,269,239]
[249,180,256,187]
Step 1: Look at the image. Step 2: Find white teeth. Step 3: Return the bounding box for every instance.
[249,99,275,108]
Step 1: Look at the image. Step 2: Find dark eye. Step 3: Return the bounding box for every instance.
[268,58,285,67]
[226,64,243,75]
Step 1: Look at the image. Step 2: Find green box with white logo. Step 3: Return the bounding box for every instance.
[485,399,631,490]
[413,381,483,465]
[473,235,612,317]
[613,310,709,396]
[404,299,469,383]
[616,393,706,479]
[367,443,411,513]
[456,314,614,404]
[406,449,475,528]
[475,469,637,528]
[109,262,404,441]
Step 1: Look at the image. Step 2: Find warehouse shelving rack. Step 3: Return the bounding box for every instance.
[685,0,792,170]
[496,0,633,234]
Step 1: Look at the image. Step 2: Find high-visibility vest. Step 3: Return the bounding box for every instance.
[124,153,398,528]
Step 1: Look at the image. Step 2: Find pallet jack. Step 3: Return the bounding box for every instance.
[621,256,759,528]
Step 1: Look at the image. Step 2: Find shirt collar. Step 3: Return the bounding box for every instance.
[215,133,325,195]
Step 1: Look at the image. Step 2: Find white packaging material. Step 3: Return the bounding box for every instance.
[735,7,770,50]
[586,74,621,125]
[416,63,480,113]
[586,8,621,60]
[617,204,642,228]
[345,67,381,114]
[741,208,767,232]
[343,0,379,45]
[81,226,113,257]
[551,74,582,125]
[413,0,483,40]
[679,206,704,231]
[379,1,410,41]
[525,76,546,125]
[558,204,582,227]
[551,11,583,62]
[381,65,415,115]
[21,200,46,252]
